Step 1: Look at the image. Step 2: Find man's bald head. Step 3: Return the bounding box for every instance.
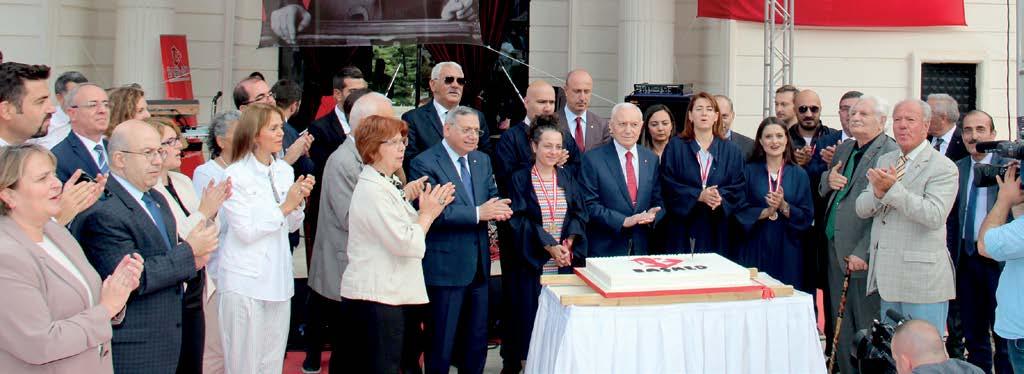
[794,89,823,132]
[893,320,948,374]
[349,92,394,131]
[524,80,556,121]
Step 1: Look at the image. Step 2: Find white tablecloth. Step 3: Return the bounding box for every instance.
[526,287,826,374]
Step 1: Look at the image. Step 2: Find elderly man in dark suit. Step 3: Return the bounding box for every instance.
[819,95,898,374]
[71,120,219,373]
[557,69,610,153]
[403,61,490,173]
[409,106,510,374]
[580,102,663,257]
[52,83,110,182]
[954,110,1012,373]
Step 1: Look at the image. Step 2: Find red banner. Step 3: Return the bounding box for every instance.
[697,0,965,27]
[159,35,195,100]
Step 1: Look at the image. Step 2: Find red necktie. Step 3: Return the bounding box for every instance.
[574,116,586,152]
[625,151,638,206]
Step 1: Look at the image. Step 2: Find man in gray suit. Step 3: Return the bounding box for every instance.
[557,69,610,153]
[856,98,958,334]
[306,92,402,373]
[819,95,898,373]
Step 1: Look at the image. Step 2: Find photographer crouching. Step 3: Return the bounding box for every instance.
[978,160,1024,372]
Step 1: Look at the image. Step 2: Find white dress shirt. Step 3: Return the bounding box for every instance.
[613,140,640,188]
[29,106,71,149]
[964,153,993,240]
[564,106,587,142]
[75,132,106,172]
[333,105,351,135]
[220,154,303,302]
[932,126,956,155]
[341,166,428,306]
[433,99,453,125]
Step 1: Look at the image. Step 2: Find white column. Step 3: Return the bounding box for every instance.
[113,0,175,98]
[618,0,675,98]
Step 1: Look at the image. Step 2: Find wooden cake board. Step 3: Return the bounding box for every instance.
[540,269,795,307]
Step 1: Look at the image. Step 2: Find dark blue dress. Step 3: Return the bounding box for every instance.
[735,162,814,292]
[659,137,747,256]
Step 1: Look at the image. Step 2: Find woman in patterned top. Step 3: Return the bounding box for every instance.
[505,116,588,368]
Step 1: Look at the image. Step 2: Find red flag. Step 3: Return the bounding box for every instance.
[697,0,965,27]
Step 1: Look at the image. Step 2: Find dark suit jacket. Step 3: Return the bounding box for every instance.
[52,132,105,183]
[70,177,198,373]
[307,111,346,181]
[493,121,581,195]
[955,154,1006,260]
[403,102,490,173]
[508,166,588,269]
[556,108,610,152]
[408,142,497,287]
[727,131,755,161]
[580,142,664,257]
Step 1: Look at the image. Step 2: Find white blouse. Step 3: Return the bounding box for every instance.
[219,154,304,302]
[340,166,428,306]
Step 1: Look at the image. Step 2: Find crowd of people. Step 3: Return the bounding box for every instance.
[0,56,1020,374]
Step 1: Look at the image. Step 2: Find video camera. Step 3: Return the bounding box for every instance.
[851,309,909,374]
[972,140,1024,188]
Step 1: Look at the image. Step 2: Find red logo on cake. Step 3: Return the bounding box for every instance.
[632,257,683,269]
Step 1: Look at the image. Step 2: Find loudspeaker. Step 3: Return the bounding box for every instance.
[624,92,692,135]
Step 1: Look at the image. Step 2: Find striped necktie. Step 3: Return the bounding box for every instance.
[894,155,908,181]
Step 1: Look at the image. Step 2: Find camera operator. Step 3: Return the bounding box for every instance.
[978,162,1024,372]
[892,320,983,374]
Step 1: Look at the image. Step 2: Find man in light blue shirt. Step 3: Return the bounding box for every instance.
[978,163,1024,372]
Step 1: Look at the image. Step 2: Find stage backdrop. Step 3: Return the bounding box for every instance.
[698,0,965,27]
[260,0,483,47]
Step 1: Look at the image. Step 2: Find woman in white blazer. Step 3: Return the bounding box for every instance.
[146,117,232,374]
[219,103,315,373]
[340,115,455,373]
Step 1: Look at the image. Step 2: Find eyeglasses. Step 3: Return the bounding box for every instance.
[120,148,168,161]
[381,137,409,147]
[798,105,820,114]
[451,125,484,137]
[160,138,182,147]
[243,92,274,105]
[440,76,467,86]
[70,101,111,111]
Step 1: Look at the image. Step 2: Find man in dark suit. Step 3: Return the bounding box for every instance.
[927,92,970,358]
[819,95,898,374]
[71,120,218,373]
[715,94,754,160]
[556,69,609,153]
[954,110,1012,374]
[580,102,663,257]
[52,83,110,182]
[404,61,490,173]
[409,106,511,374]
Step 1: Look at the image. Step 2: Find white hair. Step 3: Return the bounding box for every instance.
[610,102,641,121]
[349,92,393,131]
[895,98,933,125]
[926,93,959,123]
[430,61,463,80]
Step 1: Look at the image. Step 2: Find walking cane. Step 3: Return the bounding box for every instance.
[828,273,852,373]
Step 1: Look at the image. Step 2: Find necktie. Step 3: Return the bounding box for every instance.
[825,147,863,240]
[894,155,908,181]
[94,144,109,174]
[625,151,638,207]
[934,137,944,152]
[141,191,173,251]
[574,117,586,152]
[963,182,979,255]
[458,156,474,202]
